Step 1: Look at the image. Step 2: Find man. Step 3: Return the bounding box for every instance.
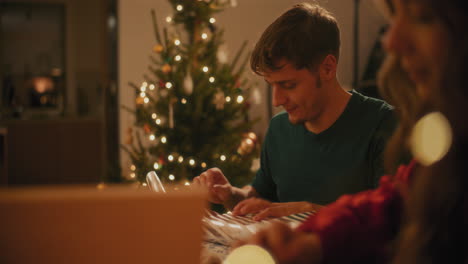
[193,3,395,220]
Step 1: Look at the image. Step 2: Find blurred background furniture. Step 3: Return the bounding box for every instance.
[3,119,104,185]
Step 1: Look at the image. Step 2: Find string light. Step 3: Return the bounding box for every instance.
[246,138,253,145]
[189,159,196,166]
[178,156,184,163]
[209,17,216,24]
[149,134,156,141]
[161,136,167,143]
[220,155,226,161]
[130,173,136,179]
[201,33,208,39]
[156,118,161,125]
[142,81,148,87]
[152,113,157,119]
[140,86,147,92]
[176,4,183,11]
[202,66,209,72]
[181,98,187,104]
[130,164,136,171]
[174,39,181,46]
[166,16,172,23]
[144,97,149,104]
[209,76,215,83]
[201,162,207,168]
[236,95,244,103]
[175,55,182,61]
[225,96,231,102]
[248,132,257,140]
[140,92,146,98]
[142,182,148,187]
[149,84,155,90]
[169,174,175,181]
[153,162,160,170]
[168,154,174,161]
[184,181,190,186]
[165,82,173,89]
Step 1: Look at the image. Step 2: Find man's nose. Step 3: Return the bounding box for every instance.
[272,86,286,107]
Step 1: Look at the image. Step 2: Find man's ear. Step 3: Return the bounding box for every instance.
[319,55,337,81]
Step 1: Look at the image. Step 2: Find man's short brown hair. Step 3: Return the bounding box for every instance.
[250,3,340,75]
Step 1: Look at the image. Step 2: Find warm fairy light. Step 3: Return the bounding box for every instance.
[202,66,209,72]
[130,164,136,171]
[144,97,150,104]
[152,113,157,119]
[176,4,183,11]
[410,112,452,166]
[220,155,226,161]
[142,182,148,187]
[156,119,161,125]
[224,245,275,264]
[175,55,182,61]
[248,132,257,140]
[209,17,216,24]
[142,81,148,87]
[184,181,190,186]
[153,162,160,170]
[174,39,181,46]
[209,76,215,83]
[246,138,253,145]
[161,136,167,143]
[201,162,207,168]
[189,159,195,166]
[225,96,231,102]
[201,33,208,39]
[149,134,156,141]
[166,16,172,23]
[168,154,174,161]
[140,92,146,98]
[165,82,173,89]
[181,98,187,104]
[140,86,147,92]
[236,95,244,103]
[129,173,136,179]
[169,174,176,181]
[149,84,155,90]
[178,156,184,163]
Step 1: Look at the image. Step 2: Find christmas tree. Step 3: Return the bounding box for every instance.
[122,0,259,188]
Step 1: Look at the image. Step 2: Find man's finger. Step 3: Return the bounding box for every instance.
[253,207,280,221]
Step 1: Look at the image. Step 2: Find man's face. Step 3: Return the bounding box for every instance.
[263,60,326,125]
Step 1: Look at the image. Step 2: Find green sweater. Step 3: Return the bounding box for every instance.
[251,91,396,205]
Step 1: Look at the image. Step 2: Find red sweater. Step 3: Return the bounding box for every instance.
[298,161,416,263]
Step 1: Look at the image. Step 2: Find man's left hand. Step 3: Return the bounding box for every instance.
[232,198,322,221]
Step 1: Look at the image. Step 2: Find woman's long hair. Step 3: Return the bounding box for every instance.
[378,0,468,263]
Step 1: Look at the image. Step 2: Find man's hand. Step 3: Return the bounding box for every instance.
[232,222,322,264]
[193,168,234,205]
[233,198,322,221]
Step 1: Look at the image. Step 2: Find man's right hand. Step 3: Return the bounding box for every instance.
[193,167,235,205]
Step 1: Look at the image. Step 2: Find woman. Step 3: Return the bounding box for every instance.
[234,0,468,263]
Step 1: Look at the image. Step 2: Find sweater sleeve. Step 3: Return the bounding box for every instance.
[297,161,415,263]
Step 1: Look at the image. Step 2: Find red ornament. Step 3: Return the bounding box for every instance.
[158,155,166,165]
[143,123,151,134]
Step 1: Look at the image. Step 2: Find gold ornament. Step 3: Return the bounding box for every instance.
[153,44,164,53]
[136,96,144,105]
[162,64,172,74]
[213,90,225,110]
[237,132,257,155]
